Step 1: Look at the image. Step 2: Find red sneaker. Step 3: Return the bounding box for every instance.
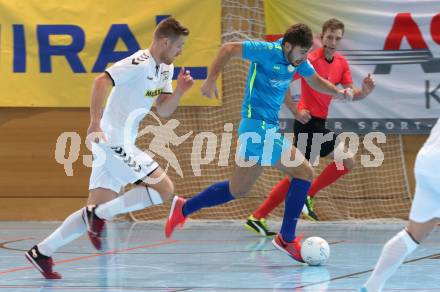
[272,233,305,263]
[83,205,106,250]
[165,196,187,238]
[25,246,62,279]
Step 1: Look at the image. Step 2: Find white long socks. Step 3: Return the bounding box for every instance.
[363,229,419,292]
[95,187,163,220]
[38,209,87,257]
[36,187,162,257]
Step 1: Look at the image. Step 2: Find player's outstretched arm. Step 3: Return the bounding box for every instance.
[304,73,353,101]
[345,73,376,101]
[201,42,243,98]
[156,67,194,118]
[87,73,113,145]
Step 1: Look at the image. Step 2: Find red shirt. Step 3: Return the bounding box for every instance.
[296,47,353,119]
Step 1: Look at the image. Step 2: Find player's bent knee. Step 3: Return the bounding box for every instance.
[137,177,174,201]
[88,188,118,205]
[230,189,249,198]
[406,227,425,244]
[163,182,175,199]
[157,179,174,200]
[229,186,249,198]
[291,162,314,181]
[343,157,355,170]
[229,183,250,198]
[407,218,439,243]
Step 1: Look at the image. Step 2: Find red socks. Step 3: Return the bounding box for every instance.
[252,162,351,219]
[308,162,349,197]
[253,177,290,219]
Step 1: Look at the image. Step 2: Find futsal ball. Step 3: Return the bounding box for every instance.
[301,237,330,266]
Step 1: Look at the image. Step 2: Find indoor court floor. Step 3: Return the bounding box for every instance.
[0,220,438,291]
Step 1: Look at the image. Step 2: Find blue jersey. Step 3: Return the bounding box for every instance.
[241,39,315,124]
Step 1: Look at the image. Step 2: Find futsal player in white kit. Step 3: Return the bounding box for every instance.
[25,17,194,279]
[360,119,440,292]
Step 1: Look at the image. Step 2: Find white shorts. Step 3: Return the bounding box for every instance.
[409,150,440,223]
[89,143,159,193]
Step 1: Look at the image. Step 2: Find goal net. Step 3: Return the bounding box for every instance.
[130,0,412,221]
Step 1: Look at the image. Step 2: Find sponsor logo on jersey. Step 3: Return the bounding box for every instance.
[161,71,170,81]
[145,88,163,98]
[131,52,149,65]
[269,78,291,88]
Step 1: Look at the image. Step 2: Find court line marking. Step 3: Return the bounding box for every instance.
[292,252,440,289]
[0,237,345,281]
[0,286,179,291]
[0,239,179,276]
[0,285,438,291]
[0,239,437,291]
[0,238,344,255]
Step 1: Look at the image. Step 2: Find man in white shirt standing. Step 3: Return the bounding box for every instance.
[25,17,194,279]
[360,119,440,292]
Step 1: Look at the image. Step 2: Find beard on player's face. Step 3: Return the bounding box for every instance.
[286,46,309,67]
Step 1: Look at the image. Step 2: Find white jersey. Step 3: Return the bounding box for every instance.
[415,118,440,177]
[101,49,174,145]
[410,118,440,222]
[420,119,440,154]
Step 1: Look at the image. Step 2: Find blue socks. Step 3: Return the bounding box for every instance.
[280,178,311,242]
[181,178,310,243]
[182,181,235,217]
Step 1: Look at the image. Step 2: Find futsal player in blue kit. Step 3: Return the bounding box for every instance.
[165,23,353,262]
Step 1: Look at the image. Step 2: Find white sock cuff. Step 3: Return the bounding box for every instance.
[400,229,419,253]
[146,187,163,205]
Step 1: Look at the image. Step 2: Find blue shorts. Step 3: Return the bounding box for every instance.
[237,118,292,166]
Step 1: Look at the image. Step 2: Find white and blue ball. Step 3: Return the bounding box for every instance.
[301,237,330,266]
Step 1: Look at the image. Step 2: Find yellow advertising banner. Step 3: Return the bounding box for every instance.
[0,0,221,107]
[264,0,326,39]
